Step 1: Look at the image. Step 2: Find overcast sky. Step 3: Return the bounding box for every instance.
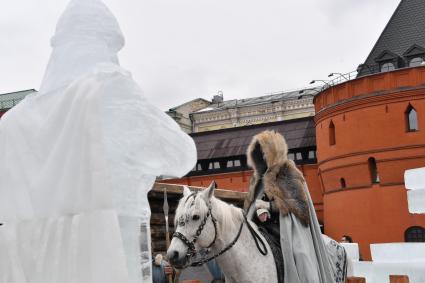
[0,0,400,110]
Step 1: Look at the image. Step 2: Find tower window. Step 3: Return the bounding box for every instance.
[405,226,425,242]
[368,157,380,184]
[329,120,336,146]
[406,104,419,132]
[340,178,346,189]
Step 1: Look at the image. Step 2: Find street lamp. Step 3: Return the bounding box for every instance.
[328,72,349,80]
[310,79,330,85]
[309,80,332,92]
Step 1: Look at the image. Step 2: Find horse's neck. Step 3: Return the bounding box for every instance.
[210,199,262,277]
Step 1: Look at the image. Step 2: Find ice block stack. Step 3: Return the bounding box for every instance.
[405,167,425,214]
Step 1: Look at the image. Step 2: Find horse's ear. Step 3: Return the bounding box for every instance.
[183,186,192,197]
[202,181,216,201]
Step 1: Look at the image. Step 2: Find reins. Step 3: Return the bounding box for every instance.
[243,213,268,256]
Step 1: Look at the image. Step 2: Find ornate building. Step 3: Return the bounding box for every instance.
[191,89,316,133]
[167,88,317,133]
[166,98,211,133]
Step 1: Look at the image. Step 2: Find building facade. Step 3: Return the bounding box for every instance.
[191,89,316,133]
[315,66,425,259]
[166,98,211,133]
[314,0,425,260]
[162,117,325,222]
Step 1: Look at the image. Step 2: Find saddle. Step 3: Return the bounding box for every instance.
[257,223,284,283]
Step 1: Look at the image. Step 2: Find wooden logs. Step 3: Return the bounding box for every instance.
[347,277,366,283]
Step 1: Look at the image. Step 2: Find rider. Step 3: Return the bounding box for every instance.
[244,130,347,283]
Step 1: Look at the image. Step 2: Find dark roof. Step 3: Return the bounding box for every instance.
[191,117,316,160]
[358,0,425,76]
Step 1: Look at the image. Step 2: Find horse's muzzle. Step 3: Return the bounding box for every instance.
[166,249,188,268]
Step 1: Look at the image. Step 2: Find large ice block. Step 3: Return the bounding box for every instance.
[371,243,425,263]
[352,261,425,283]
[0,0,197,282]
[407,190,425,214]
[404,167,425,213]
[405,167,425,191]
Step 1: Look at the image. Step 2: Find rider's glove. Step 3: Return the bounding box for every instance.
[255,199,271,211]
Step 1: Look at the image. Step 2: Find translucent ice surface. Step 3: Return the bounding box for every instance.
[405,167,425,213]
[0,0,196,282]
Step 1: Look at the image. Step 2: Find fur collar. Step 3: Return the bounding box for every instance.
[244,130,310,226]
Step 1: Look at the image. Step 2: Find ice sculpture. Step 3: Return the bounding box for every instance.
[0,0,197,282]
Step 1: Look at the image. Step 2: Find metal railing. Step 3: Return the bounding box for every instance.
[311,61,425,93]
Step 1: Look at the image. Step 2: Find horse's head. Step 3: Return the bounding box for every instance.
[167,182,217,268]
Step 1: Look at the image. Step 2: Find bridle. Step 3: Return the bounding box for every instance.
[172,192,267,268]
[172,193,218,265]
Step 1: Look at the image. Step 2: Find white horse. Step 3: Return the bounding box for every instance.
[166,182,277,283]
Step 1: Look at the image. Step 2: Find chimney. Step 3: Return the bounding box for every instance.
[212,90,224,104]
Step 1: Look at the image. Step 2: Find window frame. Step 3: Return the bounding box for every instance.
[380,62,396,72]
[409,56,424,67]
[329,120,336,146]
[405,226,425,242]
[340,178,346,189]
[368,157,380,184]
[405,104,419,132]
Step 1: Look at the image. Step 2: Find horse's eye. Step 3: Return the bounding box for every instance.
[192,215,200,221]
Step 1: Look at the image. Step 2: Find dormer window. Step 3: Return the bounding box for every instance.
[374,50,402,73]
[381,62,395,72]
[409,57,424,67]
[403,44,425,68]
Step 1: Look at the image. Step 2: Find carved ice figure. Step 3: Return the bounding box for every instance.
[0,0,196,282]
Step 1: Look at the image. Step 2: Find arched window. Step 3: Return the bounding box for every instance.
[380,62,395,72]
[340,178,346,189]
[329,121,336,146]
[368,157,380,184]
[409,57,424,67]
[406,104,419,132]
[405,226,425,242]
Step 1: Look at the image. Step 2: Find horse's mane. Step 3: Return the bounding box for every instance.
[175,192,244,236]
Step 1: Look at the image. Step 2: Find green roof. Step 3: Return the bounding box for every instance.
[0,89,36,110]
